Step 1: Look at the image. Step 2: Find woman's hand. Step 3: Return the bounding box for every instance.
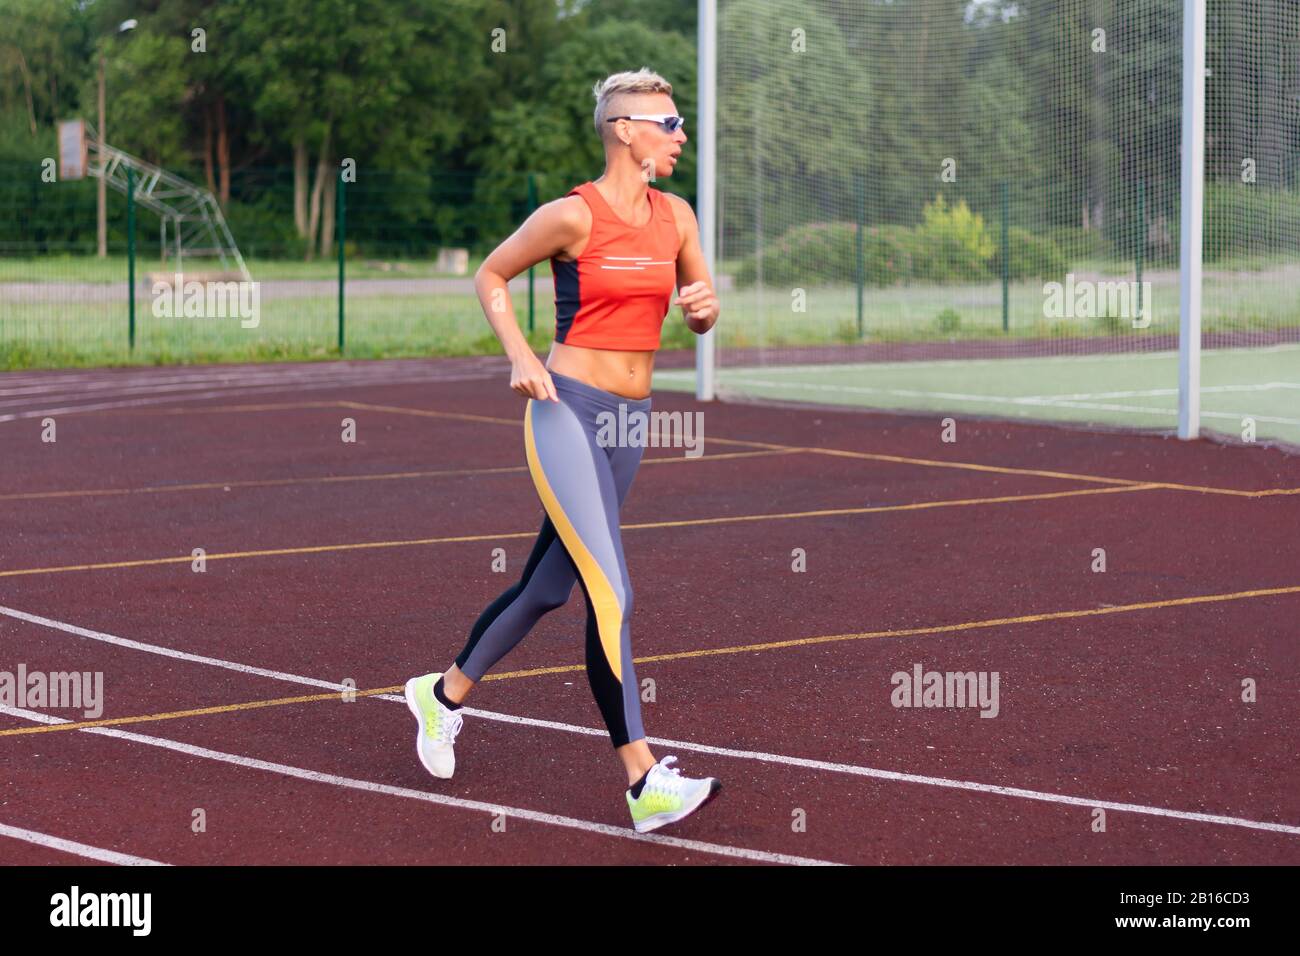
[674,281,719,333]
[510,352,559,402]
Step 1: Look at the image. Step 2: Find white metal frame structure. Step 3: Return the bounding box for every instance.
[696,0,1208,441]
[86,123,251,282]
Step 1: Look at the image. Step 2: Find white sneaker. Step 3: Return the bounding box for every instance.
[403,672,464,779]
[626,756,722,833]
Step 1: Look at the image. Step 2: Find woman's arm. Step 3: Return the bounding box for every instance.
[474,197,586,400]
[665,194,720,335]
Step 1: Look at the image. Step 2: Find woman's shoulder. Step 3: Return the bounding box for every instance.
[655,190,694,245]
[546,192,593,230]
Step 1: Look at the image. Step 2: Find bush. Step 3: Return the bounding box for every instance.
[1204,181,1300,262]
[731,220,915,287]
[934,308,961,332]
[990,227,1068,280]
[909,194,994,282]
[732,200,1067,289]
[1041,226,1112,263]
[222,200,307,260]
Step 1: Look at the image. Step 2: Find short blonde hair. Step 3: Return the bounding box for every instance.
[593,68,674,144]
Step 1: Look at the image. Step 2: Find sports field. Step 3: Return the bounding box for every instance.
[2,359,1298,868]
[654,344,1300,448]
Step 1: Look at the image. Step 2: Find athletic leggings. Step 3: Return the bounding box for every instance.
[454,370,650,748]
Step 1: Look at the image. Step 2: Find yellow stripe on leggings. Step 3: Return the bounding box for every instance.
[523,401,626,682]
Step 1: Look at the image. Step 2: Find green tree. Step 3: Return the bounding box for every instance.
[469,17,696,244]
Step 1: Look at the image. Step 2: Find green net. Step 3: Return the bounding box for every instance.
[667,0,1300,447]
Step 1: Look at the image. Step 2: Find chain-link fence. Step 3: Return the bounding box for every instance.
[2,163,686,367]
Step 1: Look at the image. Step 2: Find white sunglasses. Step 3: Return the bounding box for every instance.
[605,114,685,134]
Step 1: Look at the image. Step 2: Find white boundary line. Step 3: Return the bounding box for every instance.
[4,604,1298,838]
[2,705,836,867]
[0,372,492,424]
[663,342,1300,379]
[1021,383,1300,401]
[704,377,1300,426]
[0,820,170,866]
[0,365,467,400]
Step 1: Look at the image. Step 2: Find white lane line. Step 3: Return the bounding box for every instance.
[635,734,1300,837]
[0,605,344,691]
[0,365,460,392]
[1019,383,1300,402]
[0,365,488,402]
[5,604,1298,838]
[697,342,1300,375]
[0,364,465,400]
[2,705,837,867]
[0,372,493,423]
[0,358,503,394]
[712,377,1300,426]
[707,352,1185,373]
[0,821,171,866]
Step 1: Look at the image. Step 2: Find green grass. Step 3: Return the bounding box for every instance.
[0,254,489,283]
[0,293,532,369]
[711,271,1299,348]
[1,262,1296,370]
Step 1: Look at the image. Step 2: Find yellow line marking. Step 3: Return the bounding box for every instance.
[41,397,1299,497]
[0,466,530,502]
[340,399,1299,498]
[0,450,789,504]
[105,401,343,416]
[627,583,1300,662]
[0,484,1156,579]
[620,483,1160,530]
[338,400,520,427]
[714,441,1300,497]
[4,583,1296,737]
[0,686,397,736]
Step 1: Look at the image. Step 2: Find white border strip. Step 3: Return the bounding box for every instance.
[2,705,836,867]
[0,372,489,424]
[0,820,170,866]
[4,604,1297,838]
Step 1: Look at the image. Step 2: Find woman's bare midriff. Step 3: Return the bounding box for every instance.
[546,340,655,400]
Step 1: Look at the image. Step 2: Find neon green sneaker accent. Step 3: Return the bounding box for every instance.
[404,672,463,779]
[415,675,447,739]
[625,756,721,832]
[628,785,684,822]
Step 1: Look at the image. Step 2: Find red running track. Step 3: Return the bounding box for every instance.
[0,357,1297,866]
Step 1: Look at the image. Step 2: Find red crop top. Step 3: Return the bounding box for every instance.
[550,180,682,350]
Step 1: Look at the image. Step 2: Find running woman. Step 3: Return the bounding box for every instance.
[405,69,722,834]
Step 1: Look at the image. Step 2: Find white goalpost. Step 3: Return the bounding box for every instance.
[696,0,717,402]
[696,0,1218,443]
[1178,0,1205,440]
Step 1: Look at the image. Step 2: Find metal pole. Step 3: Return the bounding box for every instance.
[1178,0,1204,439]
[1000,181,1009,332]
[696,0,717,401]
[337,171,346,353]
[1136,179,1145,319]
[97,53,107,259]
[855,172,864,338]
[127,165,136,351]
[527,173,537,334]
